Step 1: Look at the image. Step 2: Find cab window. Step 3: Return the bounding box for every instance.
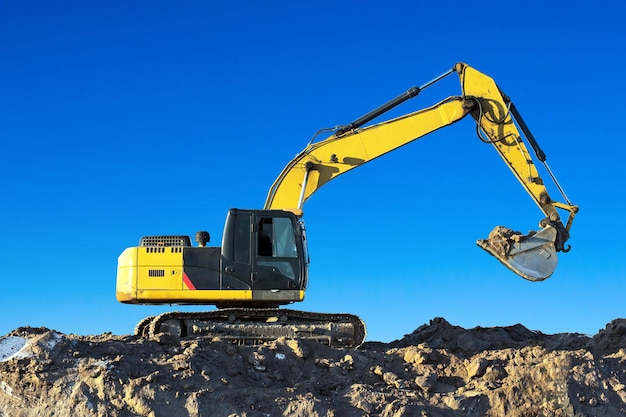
[257,217,298,258]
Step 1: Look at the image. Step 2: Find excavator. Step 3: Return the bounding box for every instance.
[116,63,578,347]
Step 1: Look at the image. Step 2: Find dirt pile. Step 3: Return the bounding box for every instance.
[1,317,626,417]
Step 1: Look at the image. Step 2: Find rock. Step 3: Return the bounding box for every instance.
[465,357,489,379]
[285,339,309,358]
[414,371,437,392]
[382,371,404,389]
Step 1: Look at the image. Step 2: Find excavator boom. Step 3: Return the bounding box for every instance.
[264,63,577,281]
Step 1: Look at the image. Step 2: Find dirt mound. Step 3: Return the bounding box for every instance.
[392,317,592,354]
[2,318,626,416]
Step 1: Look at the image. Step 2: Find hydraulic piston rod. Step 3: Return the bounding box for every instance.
[335,68,455,135]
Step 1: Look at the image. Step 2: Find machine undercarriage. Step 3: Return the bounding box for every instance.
[135,308,367,348]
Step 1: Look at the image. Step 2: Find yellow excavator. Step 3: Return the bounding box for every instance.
[116,63,578,347]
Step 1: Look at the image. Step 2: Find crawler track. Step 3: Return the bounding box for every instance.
[135,308,366,348]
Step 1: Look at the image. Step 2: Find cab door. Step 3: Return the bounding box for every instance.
[252,213,304,290]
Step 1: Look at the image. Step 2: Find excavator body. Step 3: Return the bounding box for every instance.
[117,209,308,307]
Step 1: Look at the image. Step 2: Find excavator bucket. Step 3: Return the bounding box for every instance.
[477,225,558,282]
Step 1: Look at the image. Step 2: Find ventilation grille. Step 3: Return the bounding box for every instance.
[146,247,164,253]
[148,269,165,277]
[139,235,191,247]
[144,247,184,253]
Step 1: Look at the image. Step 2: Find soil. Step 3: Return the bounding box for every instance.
[2,317,626,417]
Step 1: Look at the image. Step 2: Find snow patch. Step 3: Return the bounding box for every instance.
[0,332,62,362]
[0,336,28,362]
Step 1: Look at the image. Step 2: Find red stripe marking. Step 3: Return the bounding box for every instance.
[182,272,196,290]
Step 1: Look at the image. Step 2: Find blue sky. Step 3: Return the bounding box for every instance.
[1,1,624,342]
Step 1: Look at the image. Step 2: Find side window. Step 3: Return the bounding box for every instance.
[233,214,250,263]
[257,217,297,258]
[273,217,298,258]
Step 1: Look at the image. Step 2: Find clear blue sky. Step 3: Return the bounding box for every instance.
[1,1,624,342]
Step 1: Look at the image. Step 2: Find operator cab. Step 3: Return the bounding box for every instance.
[221,208,309,296]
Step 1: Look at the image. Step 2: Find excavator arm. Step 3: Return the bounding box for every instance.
[264,63,578,282]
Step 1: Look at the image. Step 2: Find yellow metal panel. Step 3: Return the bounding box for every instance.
[132,289,305,304]
[135,246,184,291]
[118,246,183,290]
[136,289,253,303]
